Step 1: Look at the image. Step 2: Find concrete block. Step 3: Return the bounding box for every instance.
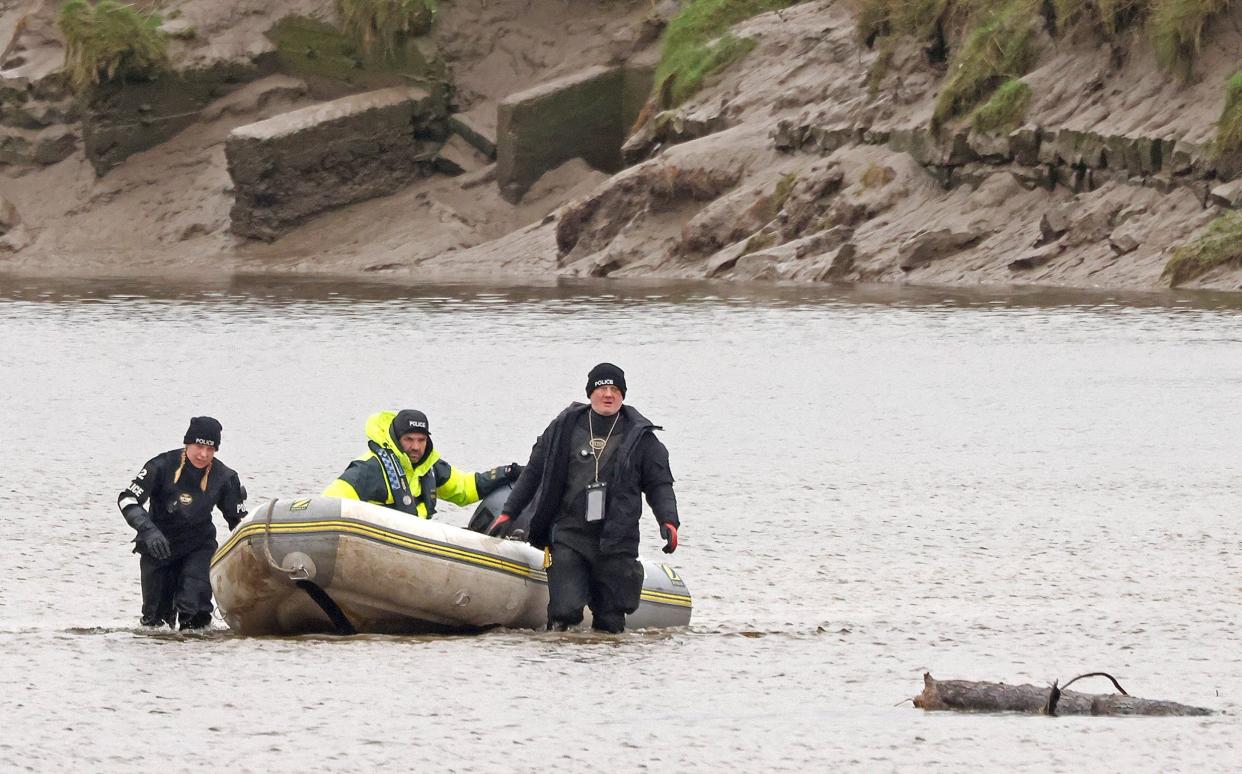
[435,133,489,176]
[448,112,496,159]
[497,65,629,201]
[227,87,448,240]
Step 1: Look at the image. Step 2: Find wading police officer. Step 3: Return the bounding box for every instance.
[118,417,247,629]
[487,363,680,633]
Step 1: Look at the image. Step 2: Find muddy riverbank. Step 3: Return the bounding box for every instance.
[1,0,1241,291]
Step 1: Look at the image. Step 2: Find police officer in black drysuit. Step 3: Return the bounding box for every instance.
[117,416,247,629]
[486,363,680,633]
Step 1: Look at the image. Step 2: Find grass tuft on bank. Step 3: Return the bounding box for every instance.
[1050,0,1085,32]
[57,0,168,91]
[1216,70,1242,159]
[865,35,896,95]
[656,0,799,107]
[1044,0,1233,78]
[337,0,438,58]
[1162,212,1242,285]
[855,0,981,44]
[855,0,1233,127]
[970,77,1031,131]
[1150,0,1231,80]
[1051,0,1149,36]
[772,171,797,209]
[932,0,1040,126]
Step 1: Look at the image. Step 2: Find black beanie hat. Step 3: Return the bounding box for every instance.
[586,362,626,397]
[184,416,222,448]
[391,409,431,440]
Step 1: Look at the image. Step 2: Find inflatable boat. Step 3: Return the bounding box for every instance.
[209,494,692,635]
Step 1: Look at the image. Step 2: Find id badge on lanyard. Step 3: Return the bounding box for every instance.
[585,480,607,522]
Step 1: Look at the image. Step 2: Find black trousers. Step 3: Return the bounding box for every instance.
[546,542,644,633]
[139,542,216,628]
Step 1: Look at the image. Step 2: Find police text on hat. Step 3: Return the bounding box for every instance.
[586,363,626,397]
[392,409,431,438]
[183,416,222,448]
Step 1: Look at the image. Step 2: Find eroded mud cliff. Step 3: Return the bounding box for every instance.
[0,0,1240,291]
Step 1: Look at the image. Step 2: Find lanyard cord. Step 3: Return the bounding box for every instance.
[588,411,621,481]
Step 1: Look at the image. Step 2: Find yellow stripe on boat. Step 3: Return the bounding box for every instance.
[638,589,693,608]
[213,519,543,580]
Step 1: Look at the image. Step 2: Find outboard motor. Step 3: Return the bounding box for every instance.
[466,483,534,539]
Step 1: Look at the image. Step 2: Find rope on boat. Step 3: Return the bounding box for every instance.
[260,498,310,580]
[258,498,356,635]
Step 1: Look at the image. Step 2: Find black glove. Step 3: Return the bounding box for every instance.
[123,504,172,560]
[477,464,524,498]
[140,527,172,561]
[659,523,678,554]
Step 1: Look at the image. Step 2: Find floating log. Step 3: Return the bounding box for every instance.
[913,672,1213,716]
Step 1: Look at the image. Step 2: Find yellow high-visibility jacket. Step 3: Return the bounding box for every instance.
[322,410,482,518]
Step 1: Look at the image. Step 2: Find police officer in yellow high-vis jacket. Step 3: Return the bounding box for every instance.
[323,409,522,518]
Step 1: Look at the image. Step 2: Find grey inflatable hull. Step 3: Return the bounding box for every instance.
[210,497,692,635]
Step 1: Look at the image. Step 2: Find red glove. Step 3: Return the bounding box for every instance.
[487,513,512,536]
[659,523,678,554]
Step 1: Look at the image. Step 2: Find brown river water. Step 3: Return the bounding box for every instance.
[0,275,1239,771]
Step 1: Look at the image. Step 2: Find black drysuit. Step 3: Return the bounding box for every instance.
[118,449,247,627]
[502,403,678,632]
